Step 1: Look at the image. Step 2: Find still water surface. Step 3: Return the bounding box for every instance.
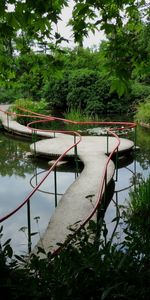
[0,124,150,254]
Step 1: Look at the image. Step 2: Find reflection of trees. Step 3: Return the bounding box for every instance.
[126,126,150,170]
[135,126,150,170]
[130,172,144,187]
[0,133,34,177]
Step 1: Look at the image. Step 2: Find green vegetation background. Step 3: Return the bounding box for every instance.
[0,1,150,299]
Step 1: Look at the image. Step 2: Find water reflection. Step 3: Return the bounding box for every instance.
[136,126,150,169]
[0,133,33,177]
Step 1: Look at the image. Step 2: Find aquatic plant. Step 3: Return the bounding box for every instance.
[125,176,150,233]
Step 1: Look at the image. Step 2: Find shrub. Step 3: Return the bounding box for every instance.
[131,82,150,102]
[134,98,150,124]
[10,98,48,125]
[42,74,68,111]
[66,70,112,115]
[63,107,96,131]
[0,87,22,104]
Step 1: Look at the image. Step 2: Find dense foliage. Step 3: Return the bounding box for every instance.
[1,45,150,117]
[1,1,150,86]
[0,1,150,117]
[0,2,150,299]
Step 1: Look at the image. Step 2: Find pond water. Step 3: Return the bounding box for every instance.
[0,124,150,255]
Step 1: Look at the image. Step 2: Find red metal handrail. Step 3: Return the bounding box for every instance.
[0,125,81,222]
[0,107,136,256]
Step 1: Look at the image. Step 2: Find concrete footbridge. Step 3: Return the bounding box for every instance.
[0,105,135,255]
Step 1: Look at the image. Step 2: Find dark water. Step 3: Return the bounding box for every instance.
[0,124,149,254]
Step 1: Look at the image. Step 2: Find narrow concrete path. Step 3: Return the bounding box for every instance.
[0,105,53,139]
[0,105,134,254]
[30,134,134,253]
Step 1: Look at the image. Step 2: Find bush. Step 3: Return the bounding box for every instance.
[131,82,150,102]
[0,87,22,104]
[134,98,150,124]
[42,74,68,111]
[66,70,112,115]
[10,98,49,125]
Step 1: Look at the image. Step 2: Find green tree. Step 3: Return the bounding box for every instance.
[1,1,150,96]
[70,0,150,94]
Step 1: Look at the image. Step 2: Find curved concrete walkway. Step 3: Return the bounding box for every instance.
[0,104,53,139]
[30,134,133,253]
[0,105,134,254]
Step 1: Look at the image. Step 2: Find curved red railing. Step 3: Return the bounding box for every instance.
[0,107,137,255]
[0,118,82,223]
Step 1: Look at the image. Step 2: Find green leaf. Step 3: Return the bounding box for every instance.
[15,254,26,263]
[3,238,11,247]
[110,79,127,96]
[30,232,38,236]
[111,216,120,223]
[19,226,27,232]
[101,283,122,300]
[37,246,46,255]
[4,244,13,258]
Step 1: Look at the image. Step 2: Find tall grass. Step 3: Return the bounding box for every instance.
[9,98,49,127]
[63,108,100,131]
[64,108,97,122]
[126,176,150,232]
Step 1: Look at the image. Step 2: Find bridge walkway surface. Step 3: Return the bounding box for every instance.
[0,105,134,254]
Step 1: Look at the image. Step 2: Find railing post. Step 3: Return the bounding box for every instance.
[7,112,9,129]
[115,147,118,181]
[75,159,79,178]
[107,131,109,154]
[54,166,57,207]
[104,169,107,202]
[27,199,31,254]
[74,134,77,155]
[74,134,78,178]
[134,125,137,189]
[32,130,37,157]
[134,126,137,151]
[35,166,38,185]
